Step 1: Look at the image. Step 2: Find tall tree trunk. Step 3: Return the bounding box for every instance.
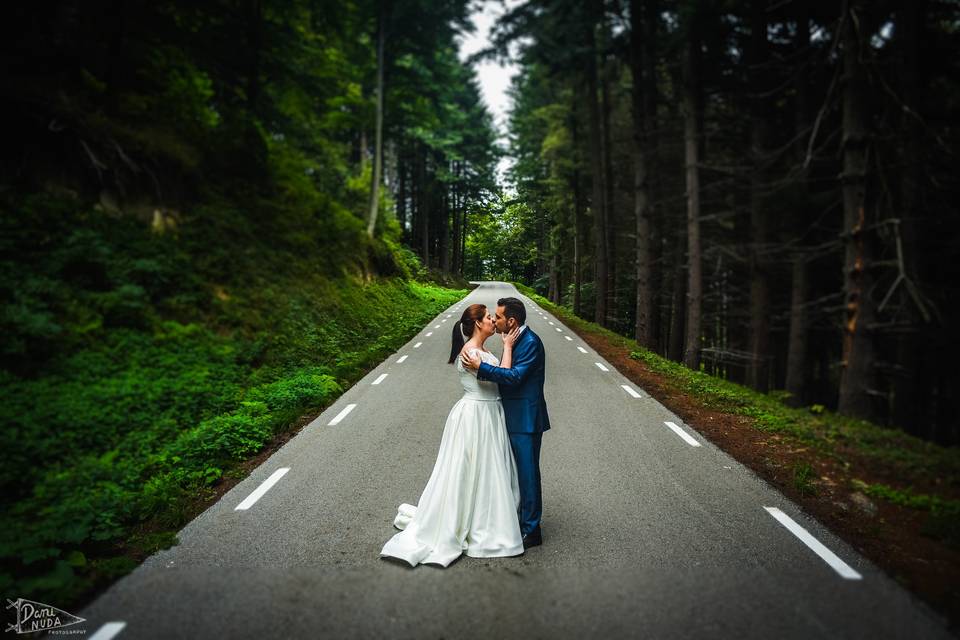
[601,49,616,322]
[366,1,387,236]
[398,146,408,241]
[103,0,127,98]
[837,1,877,419]
[571,94,584,316]
[644,0,660,349]
[460,205,468,275]
[451,162,461,275]
[785,3,812,405]
[549,230,561,303]
[573,175,584,316]
[440,187,450,272]
[410,143,420,250]
[785,258,808,403]
[681,25,703,370]
[420,151,430,266]
[586,10,609,326]
[746,0,771,390]
[669,230,687,362]
[246,0,263,111]
[630,0,655,347]
[892,0,926,435]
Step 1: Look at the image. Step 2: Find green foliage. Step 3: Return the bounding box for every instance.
[793,462,817,497]
[464,199,541,282]
[851,480,960,548]
[0,192,465,610]
[850,479,957,512]
[628,338,960,481]
[1,0,486,613]
[470,60,578,287]
[149,46,221,131]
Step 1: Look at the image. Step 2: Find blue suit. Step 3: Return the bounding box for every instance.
[477,326,549,535]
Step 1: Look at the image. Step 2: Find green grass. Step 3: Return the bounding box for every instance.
[0,278,463,606]
[793,462,818,497]
[851,480,960,547]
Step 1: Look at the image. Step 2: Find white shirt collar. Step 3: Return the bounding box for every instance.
[517,324,528,336]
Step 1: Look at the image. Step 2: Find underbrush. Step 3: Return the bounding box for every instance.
[0,193,464,608]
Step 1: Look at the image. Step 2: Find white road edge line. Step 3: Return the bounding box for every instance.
[328,403,357,425]
[397,355,408,363]
[664,421,701,447]
[764,507,863,580]
[577,347,588,354]
[235,468,290,511]
[595,362,609,372]
[414,342,423,349]
[372,373,388,385]
[621,385,642,398]
[89,622,127,640]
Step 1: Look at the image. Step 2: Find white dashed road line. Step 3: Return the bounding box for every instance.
[414,342,423,349]
[397,355,408,363]
[328,403,357,426]
[235,468,290,511]
[577,347,588,354]
[764,507,863,580]
[621,385,642,398]
[426,332,433,337]
[595,362,609,372]
[372,374,388,385]
[89,622,127,640]
[565,336,573,341]
[664,421,701,447]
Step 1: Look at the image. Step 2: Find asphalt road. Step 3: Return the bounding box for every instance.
[68,282,953,639]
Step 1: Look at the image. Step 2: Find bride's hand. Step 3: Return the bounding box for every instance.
[501,326,521,349]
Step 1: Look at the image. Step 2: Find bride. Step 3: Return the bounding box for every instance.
[380,303,524,567]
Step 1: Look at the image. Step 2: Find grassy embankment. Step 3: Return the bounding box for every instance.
[514,283,960,547]
[0,193,466,610]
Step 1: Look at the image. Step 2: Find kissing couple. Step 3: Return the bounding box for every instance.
[380,296,550,566]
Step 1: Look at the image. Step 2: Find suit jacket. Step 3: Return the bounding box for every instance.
[477,327,550,434]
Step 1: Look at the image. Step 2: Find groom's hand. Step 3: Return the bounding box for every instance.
[461,350,481,371]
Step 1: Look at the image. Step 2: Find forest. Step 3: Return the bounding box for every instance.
[468,0,960,446]
[1,0,958,620]
[0,0,490,608]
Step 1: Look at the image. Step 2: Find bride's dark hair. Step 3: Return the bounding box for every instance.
[448,304,487,364]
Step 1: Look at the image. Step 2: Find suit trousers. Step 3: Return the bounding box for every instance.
[508,431,543,535]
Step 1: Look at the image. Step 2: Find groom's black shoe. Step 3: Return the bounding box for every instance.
[522,527,542,549]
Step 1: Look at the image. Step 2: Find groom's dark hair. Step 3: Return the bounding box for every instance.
[497,297,526,326]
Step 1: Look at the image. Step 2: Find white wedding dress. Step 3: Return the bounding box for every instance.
[380,348,524,566]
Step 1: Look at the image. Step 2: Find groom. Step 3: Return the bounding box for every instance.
[462,297,549,549]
